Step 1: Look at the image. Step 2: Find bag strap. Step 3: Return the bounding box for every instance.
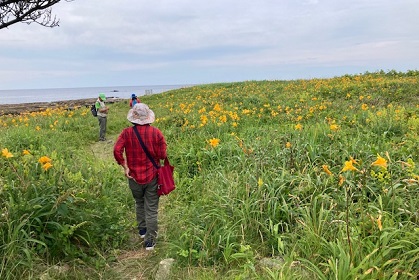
[133,125,159,169]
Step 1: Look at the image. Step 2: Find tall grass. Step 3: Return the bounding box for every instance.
[1,70,418,279]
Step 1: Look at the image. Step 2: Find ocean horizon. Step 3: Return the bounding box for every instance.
[0,84,195,105]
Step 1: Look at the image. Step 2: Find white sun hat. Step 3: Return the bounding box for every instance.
[127,103,155,125]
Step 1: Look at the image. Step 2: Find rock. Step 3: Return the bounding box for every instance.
[258,257,285,270]
[155,258,175,280]
[39,264,70,280]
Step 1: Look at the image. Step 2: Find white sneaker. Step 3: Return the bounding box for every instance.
[145,240,155,251]
[139,228,146,238]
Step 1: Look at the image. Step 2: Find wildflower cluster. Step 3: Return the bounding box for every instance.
[38,155,53,171]
[322,153,419,190]
[0,106,85,130]
[1,147,54,172]
[2,148,13,158]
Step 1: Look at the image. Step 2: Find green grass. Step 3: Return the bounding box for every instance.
[1,70,419,279]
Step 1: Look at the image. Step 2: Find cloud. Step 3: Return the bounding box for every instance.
[0,0,418,89]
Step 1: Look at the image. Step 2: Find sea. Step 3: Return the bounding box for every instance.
[0,84,195,105]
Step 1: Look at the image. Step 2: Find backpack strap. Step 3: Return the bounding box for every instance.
[133,126,159,169]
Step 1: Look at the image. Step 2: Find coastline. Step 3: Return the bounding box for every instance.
[0,84,194,106]
[0,97,124,116]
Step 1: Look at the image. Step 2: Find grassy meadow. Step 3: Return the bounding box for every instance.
[1,70,418,279]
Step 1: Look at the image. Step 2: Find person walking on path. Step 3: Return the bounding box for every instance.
[113,103,167,250]
[96,93,109,141]
[129,93,141,107]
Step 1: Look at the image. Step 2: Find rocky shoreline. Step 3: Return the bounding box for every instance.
[0,97,124,116]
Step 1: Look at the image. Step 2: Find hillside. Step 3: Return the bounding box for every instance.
[1,70,418,279]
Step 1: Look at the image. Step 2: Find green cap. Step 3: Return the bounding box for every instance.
[99,93,106,100]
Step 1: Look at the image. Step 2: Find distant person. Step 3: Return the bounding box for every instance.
[113,103,167,251]
[129,93,141,107]
[96,93,109,141]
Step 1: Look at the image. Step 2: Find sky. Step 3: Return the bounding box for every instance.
[0,0,418,90]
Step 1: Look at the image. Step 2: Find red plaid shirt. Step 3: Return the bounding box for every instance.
[113,124,167,184]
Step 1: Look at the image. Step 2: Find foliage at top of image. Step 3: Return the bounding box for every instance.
[0,0,74,30]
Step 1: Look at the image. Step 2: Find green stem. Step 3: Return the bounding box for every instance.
[345,186,353,261]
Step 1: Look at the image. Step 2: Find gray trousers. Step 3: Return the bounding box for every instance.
[128,178,159,243]
[98,116,107,140]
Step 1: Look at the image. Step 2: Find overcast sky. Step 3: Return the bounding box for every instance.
[0,0,418,90]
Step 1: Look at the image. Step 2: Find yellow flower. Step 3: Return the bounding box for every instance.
[341,160,358,172]
[338,175,345,186]
[322,165,333,176]
[42,162,53,171]
[38,156,52,164]
[330,124,339,131]
[285,142,292,148]
[244,148,253,155]
[2,148,13,158]
[218,115,227,123]
[349,156,358,165]
[377,215,383,231]
[371,154,387,169]
[209,138,220,148]
[213,104,221,112]
[22,149,31,155]
[295,123,303,130]
[258,177,263,187]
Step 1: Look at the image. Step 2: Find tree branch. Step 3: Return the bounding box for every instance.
[0,0,73,29]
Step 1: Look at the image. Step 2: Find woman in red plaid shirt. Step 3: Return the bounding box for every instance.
[113,103,167,250]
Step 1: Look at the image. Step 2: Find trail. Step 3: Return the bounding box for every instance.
[90,135,158,280]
